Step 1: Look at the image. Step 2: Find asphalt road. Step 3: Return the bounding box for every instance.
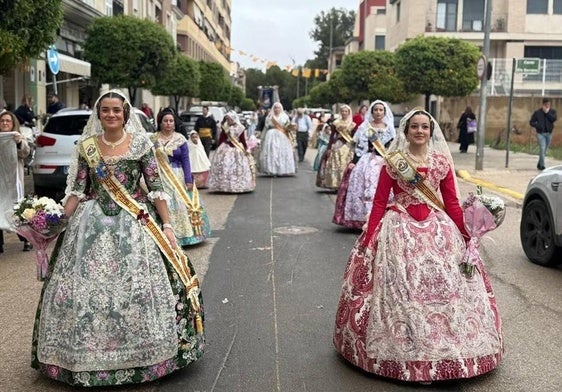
[1,149,561,392]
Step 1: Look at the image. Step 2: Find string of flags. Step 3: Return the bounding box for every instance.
[214,42,329,78]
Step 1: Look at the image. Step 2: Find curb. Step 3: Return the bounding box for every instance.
[456,169,524,207]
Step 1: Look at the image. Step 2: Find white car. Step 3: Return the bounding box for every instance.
[33,108,154,200]
[520,165,562,266]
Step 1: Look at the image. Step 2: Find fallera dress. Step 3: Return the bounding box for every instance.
[316,119,355,189]
[153,132,211,246]
[334,153,503,383]
[208,123,255,193]
[259,112,296,176]
[31,133,205,386]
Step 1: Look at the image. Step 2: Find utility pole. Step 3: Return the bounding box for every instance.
[328,13,333,75]
[476,0,492,170]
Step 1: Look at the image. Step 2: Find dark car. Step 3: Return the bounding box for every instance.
[519,165,562,266]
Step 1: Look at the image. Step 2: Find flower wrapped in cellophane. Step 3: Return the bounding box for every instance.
[461,186,506,277]
[8,195,67,280]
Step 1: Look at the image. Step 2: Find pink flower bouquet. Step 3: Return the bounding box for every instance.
[8,196,67,280]
[461,188,506,277]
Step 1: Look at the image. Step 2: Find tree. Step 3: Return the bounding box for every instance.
[338,51,412,104]
[198,61,230,101]
[308,7,356,70]
[395,36,480,110]
[83,15,175,103]
[0,0,63,75]
[151,54,200,112]
[245,68,266,103]
[308,80,338,107]
[240,97,256,111]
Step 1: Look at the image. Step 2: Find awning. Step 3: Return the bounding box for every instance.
[58,53,91,77]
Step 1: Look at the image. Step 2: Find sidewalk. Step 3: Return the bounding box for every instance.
[448,141,562,207]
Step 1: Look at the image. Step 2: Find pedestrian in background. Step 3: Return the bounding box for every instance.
[352,104,368,129]
[293,107,313,162]
[194,106,217,157]
[530,98,557,170]
[456,106,476,153]
[14,94,36,125]
[333,108,503,384]
[47,94,66,115]
[0,111,32,253]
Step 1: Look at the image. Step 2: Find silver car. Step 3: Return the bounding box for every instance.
[520,165,562,266]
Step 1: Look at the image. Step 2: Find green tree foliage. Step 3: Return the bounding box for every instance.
[83,15,175,103]
[395,36,480,109]
[222,85,245,108]
[0,0,63,75]
[240,97,256,111]
[198,61,230,101]
[338,51,412,104]
[265,66,295,109]
[151,54,200,112]
[308,79,338,107]
[245,68,266,103]
[308,7,355,70]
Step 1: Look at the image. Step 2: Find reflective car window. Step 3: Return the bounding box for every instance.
[43,115,89,136]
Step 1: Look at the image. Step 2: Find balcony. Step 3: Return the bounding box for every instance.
[425,13,507,33]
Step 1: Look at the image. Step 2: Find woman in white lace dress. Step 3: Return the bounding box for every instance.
[259,102,296,176]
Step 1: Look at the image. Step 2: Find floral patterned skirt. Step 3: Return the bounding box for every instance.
[332,162,362,229]
[333,209,503,382]
[31,201,205,386]
[317,142,354,189]
[209,143,255,193]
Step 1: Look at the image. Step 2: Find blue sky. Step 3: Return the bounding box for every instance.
[230,0,358,71]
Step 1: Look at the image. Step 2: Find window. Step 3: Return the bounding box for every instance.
[396,2,401,23]
[462,0,484,31]
[554,0,562,14]
[437,0,457,31]
[527,0,548,14]
[375,35,385,50]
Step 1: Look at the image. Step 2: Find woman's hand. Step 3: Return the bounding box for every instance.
[163,227,177,248]
[13,133,22,144]
[186,182,193,191]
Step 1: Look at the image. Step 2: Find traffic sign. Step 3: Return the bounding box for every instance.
[476,55,487,80]
[47,46,60,75]
[515,58,540,74]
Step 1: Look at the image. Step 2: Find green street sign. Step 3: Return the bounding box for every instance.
[515,58,540,74]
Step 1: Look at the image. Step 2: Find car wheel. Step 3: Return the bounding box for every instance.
[520,198,562,266]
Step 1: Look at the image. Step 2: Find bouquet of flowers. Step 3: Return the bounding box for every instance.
[461,186,506,277]
[8,195,67,280]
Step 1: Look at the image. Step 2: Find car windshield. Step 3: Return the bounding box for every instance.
[43,115,89,136]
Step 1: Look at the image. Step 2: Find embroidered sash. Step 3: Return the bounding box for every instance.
[271,117,294,142]
[333,120,354,144]
[153,147,204,236]
[80,137,203,332]
[370,138,445,211]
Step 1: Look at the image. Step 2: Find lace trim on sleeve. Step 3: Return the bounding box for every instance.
[147,190,171,202]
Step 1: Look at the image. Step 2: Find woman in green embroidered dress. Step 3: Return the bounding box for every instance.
[31,90,205,386]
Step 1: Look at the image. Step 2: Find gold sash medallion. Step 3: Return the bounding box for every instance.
[80,137,203,333]
[271,117,296,142]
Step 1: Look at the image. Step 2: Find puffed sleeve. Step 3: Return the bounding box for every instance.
[440,168,469,240]
[362,165,394,247]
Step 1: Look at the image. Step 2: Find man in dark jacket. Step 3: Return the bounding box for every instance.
[530,98,557,170]
[47,94,65,115]
[194,106,216,157]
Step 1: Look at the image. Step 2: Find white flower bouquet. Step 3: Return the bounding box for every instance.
[461,187,506,277]
[8,195,67,280]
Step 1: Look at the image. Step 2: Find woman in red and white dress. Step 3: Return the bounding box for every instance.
[333,109,503,384]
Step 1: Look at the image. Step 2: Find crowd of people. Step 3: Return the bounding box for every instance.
[0,91,508,387]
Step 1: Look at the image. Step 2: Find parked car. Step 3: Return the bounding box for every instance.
[32,108,154,201]
[519,166,562,266]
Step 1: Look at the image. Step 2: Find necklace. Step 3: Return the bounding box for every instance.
[101,131,127,149]
[406,150,428,165]
[158,131,174,141]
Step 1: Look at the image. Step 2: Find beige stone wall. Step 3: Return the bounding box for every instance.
[440,96,562,147]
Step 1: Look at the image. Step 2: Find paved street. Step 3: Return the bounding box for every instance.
[1,142,561,391]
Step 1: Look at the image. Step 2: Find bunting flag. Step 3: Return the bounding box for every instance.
[225,45,328,76]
